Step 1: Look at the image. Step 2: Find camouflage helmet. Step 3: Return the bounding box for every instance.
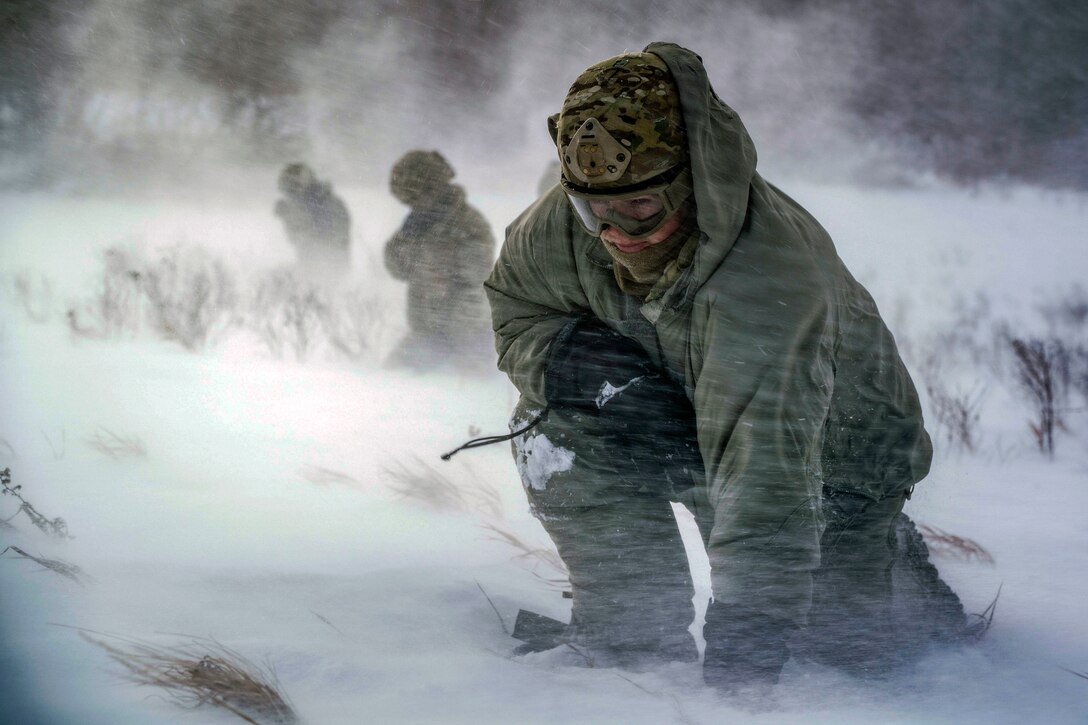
[551,51,686,193]
[390,150,455,206]
[279,162,316,195]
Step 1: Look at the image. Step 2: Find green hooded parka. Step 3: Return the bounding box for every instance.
[485,42,932,626]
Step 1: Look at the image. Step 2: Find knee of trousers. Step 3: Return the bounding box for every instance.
[811,490,907,615]
[509,399,639,512]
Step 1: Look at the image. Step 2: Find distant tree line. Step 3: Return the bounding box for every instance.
[2,0,1085,189]
[850,0,1088,189]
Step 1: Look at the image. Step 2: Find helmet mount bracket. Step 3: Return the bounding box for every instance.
[562,117,631,186]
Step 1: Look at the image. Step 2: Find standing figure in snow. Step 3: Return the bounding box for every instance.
[274,162,351,280]
[485,44,978,690]
[384,150,495,370]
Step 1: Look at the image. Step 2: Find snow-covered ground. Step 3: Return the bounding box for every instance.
[1,178,1087,724]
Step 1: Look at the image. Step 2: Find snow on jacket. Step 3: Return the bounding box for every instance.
[484,41,932,626]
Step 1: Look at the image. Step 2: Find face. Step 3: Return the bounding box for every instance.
[600,203,686,253]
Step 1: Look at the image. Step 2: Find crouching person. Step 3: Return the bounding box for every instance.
[484,43,977,691]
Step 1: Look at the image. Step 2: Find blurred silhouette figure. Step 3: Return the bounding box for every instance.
[274,162,351,279]
[384,150,495,370]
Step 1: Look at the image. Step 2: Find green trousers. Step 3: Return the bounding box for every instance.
[509,399,970,670]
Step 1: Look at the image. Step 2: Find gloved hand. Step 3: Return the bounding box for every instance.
[544,316,703,490]
[544,315,656,411]
[703,602,795,693]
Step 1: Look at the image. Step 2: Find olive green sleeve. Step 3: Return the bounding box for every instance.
[484,198,591,405]
[691,240,835,627]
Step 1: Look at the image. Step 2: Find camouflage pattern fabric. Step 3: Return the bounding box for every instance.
[553,51,686,190]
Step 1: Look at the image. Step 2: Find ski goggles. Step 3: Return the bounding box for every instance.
[561,167,694,240]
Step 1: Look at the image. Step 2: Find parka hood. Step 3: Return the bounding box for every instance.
[644,42,758,282]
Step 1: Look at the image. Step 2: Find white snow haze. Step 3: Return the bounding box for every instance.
[2,2,1087,724]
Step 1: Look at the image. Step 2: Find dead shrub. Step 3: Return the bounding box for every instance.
[140,244,238,350]
[924,377,985,455]
[1007,336,1072,457]
[1,467,70,539]
[66,243,237,350]
[321,287,391,362]
[249,270,329,361]
[382,457,502,519]
[916,523,995,564]
[67,245,145,339]
[79,631,297,724]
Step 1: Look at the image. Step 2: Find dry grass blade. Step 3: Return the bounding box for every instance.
[85,427,147,460]
[614,672,700,725]
[383,457,503,519]
[1061,667,1088,682]
[311,610,344,635]
[11,271,54,323]
[917,523,995,564]
[965,584,1002,642]
[475,580,510,636]
[78,630,297,724]
[298,465,360,488]
[479,521,569,590]
[1,545,89,585]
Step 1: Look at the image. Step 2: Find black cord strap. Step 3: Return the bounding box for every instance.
[440,408,549,461]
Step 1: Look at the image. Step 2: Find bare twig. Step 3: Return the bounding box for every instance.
[475,580,510,636]
[964,584,1002,641]
[0,468,71,539]
[564,643,595,668]
[41,428,66,461]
